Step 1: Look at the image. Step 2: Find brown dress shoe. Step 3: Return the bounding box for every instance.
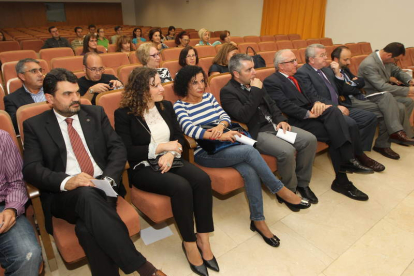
[356,153,385,172]
[373,147,400,160]
[389,131,414,145]
[153,270,167,276]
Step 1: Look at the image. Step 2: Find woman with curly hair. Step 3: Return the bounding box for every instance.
[208,43,238,76]
[115,35,135,52]
[114,67,217,276]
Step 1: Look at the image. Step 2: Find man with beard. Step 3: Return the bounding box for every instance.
[22,68,167,276]
[332,46,414,159]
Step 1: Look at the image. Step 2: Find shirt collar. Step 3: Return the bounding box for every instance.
[23,84,44,95]
[53,109,79,124]
[376,50,385,66]
[240,82,251,92]
[279,72,289,78]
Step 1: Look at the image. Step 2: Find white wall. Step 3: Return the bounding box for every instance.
[121,0,136,25]
[326,0,414,51]
[134,0,264,37]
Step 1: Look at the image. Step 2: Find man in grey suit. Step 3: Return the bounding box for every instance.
[332,46,414,160]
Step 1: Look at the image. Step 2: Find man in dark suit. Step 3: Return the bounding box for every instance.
[4,58,45,132]
[264,49,374,201]
[332,46,414,159]
[295,44,380,168]
[22,68,166,276]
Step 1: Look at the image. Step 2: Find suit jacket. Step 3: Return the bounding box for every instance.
[4,86,35,132]
[114,101,186,172]
[22,105,127,233]
[336,67,366,105]
[220,78,286,139]
[295,63,347,106]
[41,37,71,49]
[358,51,411,96]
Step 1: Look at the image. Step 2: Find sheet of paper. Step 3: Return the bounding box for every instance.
[91,179,118,197]
[235,134,257,147]
[140,223,174,245]
[276,129,297,144]
[365,91,386,98]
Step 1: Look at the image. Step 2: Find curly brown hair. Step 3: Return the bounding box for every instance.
[119,67,162,117]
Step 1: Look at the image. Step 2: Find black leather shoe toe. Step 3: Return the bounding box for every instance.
[331,180,369,201]
[340,159,374,174]
[276,194,311,212]
[250,221,280,247]
[182,243,209,276]
[296,186,318,204]
[196,244,219,272]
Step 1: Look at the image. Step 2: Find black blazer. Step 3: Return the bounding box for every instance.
[336,67,366,105]
[4,86,35,132]
[295,63,347,106]
[220,78,286,139]
[114,101,186,172]
[264,72,314,121]
[22,105,127,233]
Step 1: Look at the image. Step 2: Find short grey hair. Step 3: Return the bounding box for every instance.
[15,58,39,74]
[228,54,253,76]
[274,49,293,70]
[305,44,325,63]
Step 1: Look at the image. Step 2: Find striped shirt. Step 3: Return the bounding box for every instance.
[23,84,46,103]
[0,130,28,217]
[174,93,231,155]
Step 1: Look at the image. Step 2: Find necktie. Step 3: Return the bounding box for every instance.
[65,118,94,176]
[288,76,302,93]
[316,69,338,105]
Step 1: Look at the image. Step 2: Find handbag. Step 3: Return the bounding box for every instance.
[245,46,266,69]
[196,122,252,155]
[135,117,184,171]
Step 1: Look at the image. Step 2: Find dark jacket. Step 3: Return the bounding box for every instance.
[335,67,366,105]
[41,37,71,49]
[4,86,35,132]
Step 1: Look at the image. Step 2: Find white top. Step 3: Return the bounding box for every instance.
[144,105,170,159]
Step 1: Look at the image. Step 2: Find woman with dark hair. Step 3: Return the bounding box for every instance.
[137,43,173,83]
[114,67,217,276]
[116,35,135,52]
[219,30,237,46]
[173,66,311,248]
[175,31,190,48]
[97,28,109,50]
[0,31,5,41]
[81,34,103,55]
[165,26,176,40]
[179,46,199,67]
[132,27,146,44]
[208,43,239,76]
[149,28,168,51]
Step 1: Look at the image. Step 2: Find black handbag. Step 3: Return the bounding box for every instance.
[246,46,266,69]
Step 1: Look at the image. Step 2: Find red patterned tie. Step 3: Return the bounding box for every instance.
[65,118,94,176]
[288,76,302,93]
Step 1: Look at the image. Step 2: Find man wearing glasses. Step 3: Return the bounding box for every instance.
[4,58,45,132]
[78,52,123,104]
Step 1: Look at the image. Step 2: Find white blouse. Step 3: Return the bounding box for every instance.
[144,105,170,159]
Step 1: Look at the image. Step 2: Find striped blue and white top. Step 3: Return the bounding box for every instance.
[174,93,231,155]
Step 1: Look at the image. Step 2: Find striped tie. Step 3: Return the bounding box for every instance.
[65,118,94,176]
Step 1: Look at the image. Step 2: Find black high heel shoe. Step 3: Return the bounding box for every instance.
[197,244,219,272]
[276,194,311,212]
[250,221,280,247]
[182,242,209,276]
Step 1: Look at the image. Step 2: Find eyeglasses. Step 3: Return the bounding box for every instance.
[23,68,44,74]
[280,59,297,64]
[149,52,161,58]
[186,54,196,58]
[86,67,105,73]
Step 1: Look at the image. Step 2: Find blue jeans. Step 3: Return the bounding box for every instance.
[195,145,284,221]
[0,205,42,276]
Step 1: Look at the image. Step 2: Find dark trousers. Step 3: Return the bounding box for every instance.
[131,159,213,242]
[348,107,377,152]
[290,106,356,172]
[51,187,146,276]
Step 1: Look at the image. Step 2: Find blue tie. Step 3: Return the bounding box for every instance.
[316,69,338,105]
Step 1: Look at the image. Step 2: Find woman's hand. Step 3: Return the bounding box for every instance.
[158,152,175,174]
[156,140,183,154]
[206,125,225,140]
[218,131,241,143]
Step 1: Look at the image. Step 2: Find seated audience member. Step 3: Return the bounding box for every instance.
[22,68,167,276]
[196,28,220,47]
[81,34,104,55]
[264,50,374,201]
[333,46,414,158]
[115,67,216,276]
[174,66,310,248]
[358,42,414,137]
[111,26,122,44]
[0,31,5,41]
[97,28,109,50]
[219,30,237,46]
[0,130,42,276]
[71,26,84,50]
[88,24,97,35]
[137,43,173,83]
[209,43,238,76]
[165,26,176,40]
[295,44,382,170]
[179,46,199,67]
[78,52,122,105]
[149,28,168,51]
[220,54,319,206]
[132,27,146,44]
[175,31,190,48]
[116,35,135,52]
[4,58,45,132]
[41,26,71,49]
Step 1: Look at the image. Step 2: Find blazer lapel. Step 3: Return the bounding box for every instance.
[277,72,309,105]
[372,51,390,79]
[44,110,67,167]
[78,109,95,157]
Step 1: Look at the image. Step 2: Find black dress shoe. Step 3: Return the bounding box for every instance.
[331,180,369,201]
[276,194,311,212]
[182,242,209,276]
[250,221,280,247]
[196,245,219,272]
[296,186,318,204]
[373,147,400,160]
[340,159,374,174]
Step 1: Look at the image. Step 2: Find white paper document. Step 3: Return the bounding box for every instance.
[276,129,297,144]
[235,134,257,147]
[140,223,174,245]
[365,91,387,98]
[91,179,118,197]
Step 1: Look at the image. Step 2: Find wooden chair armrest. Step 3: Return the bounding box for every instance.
[183,135,196,164]
[183,135,197,149]
[122,162,131,203]
[26,183,40,199]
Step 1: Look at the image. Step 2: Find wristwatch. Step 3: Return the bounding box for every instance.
[88,88,94,94]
